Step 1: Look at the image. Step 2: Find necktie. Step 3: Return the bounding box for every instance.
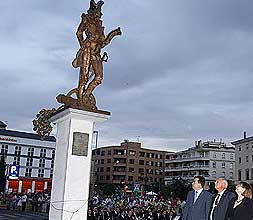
[194,191,198,203]
[210,194,221,220]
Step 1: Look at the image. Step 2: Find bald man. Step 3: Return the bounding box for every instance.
[209,178,235,220]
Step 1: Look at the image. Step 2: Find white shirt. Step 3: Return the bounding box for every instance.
[194,188,203,202]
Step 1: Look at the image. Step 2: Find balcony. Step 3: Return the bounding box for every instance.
[113,162,126,166]
[112,170,126,175]
[165,165,210,172]
[166,156,210,163]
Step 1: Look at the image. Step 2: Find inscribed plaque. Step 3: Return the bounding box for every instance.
[72,132,89,156]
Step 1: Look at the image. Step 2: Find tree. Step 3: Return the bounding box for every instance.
[101,184,119,196]
[0,154,6,193]
[166,177,192,200]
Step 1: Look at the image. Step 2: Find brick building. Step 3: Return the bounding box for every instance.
[91,140,173,192]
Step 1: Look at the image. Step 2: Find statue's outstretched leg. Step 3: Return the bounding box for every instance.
[78,48,91,101]
[83,57,103,99]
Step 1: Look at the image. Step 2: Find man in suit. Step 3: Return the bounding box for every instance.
[209,178,235,220]
[182,175,212,220]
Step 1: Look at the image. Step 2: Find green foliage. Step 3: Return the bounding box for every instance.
[163,177,192,200]
[101,183,119,196]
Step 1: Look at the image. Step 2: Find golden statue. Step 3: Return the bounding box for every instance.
[57,0,122,111]
[33,0,121,139]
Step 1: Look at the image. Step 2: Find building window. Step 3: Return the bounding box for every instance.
[129,151,136,156]
[50,169,53,178]
[40,149,46,158]
[101,159,104,164]
[28,148,34,157]
[13,157,20,165]
[1,145,8,155]
[106,167,110,172]
[246,169,250,180]
[212,171,216,177]
[139,168,144,174]
[14,146,21,156]
[51,160,54,169]
[139,152,145,157]
[129,159,135,164]
[107,159,111,163]
[100,167,104,172]
[230,163,233,169]
[38,169,44,178]
[101,151,105,156]
[26,158,33,167]
[52,150,55,159]
[213,162,216,168]
[222,153,225,159]
[238,170,241,181]
[222,162,226,169]
[213,152,217,158]
[129,167,134,172]
[25,168,32,177]
[39,159,45,167]
[230,153,234,160]
[100,176,103,180]
[139,160,144,165]
[107,150,111,155]
[246,156,249,162]
[239,157,241,164]
[239,146,241,151]
[246,144,249,150]
[106,175,110,180]
[230,172,233,179]
[222,171,225,177]
[128,176,134,181]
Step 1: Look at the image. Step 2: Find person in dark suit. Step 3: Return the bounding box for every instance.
[225,182,253,220]
[210,178,235,220]
[182,175,212,220]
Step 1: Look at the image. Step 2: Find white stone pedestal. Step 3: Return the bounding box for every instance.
[49,108,110,220]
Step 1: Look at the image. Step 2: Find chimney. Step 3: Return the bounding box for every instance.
[244,131,247,139]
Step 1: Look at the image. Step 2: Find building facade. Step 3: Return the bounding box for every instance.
[0,121,56,193]
[231,132,253,183]
[165,140,235,185]
[91,140,173,192]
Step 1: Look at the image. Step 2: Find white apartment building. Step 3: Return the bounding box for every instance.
[165,140,235,185]
[0,121,56,193]
[231,132,253,183]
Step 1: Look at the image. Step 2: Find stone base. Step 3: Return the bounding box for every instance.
[49,108,110,220]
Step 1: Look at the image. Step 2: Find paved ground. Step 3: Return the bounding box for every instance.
[0,208,48,220]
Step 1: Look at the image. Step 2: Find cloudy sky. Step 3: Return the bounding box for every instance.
[1,0,253,151]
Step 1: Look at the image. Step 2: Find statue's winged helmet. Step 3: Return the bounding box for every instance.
[87,0,104,14]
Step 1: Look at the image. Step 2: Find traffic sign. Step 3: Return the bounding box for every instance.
[9,165,19,179]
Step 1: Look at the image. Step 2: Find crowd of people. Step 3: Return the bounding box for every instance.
[5,191,50,213]
[87,176,253,220]
[88,194,183,220]
[1,176,253,220]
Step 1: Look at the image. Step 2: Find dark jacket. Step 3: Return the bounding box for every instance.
[210,191,235,220]
[182,190,212,220]
[225,197,253,220]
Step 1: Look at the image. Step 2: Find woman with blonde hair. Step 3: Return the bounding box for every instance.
[225,181,253,220]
